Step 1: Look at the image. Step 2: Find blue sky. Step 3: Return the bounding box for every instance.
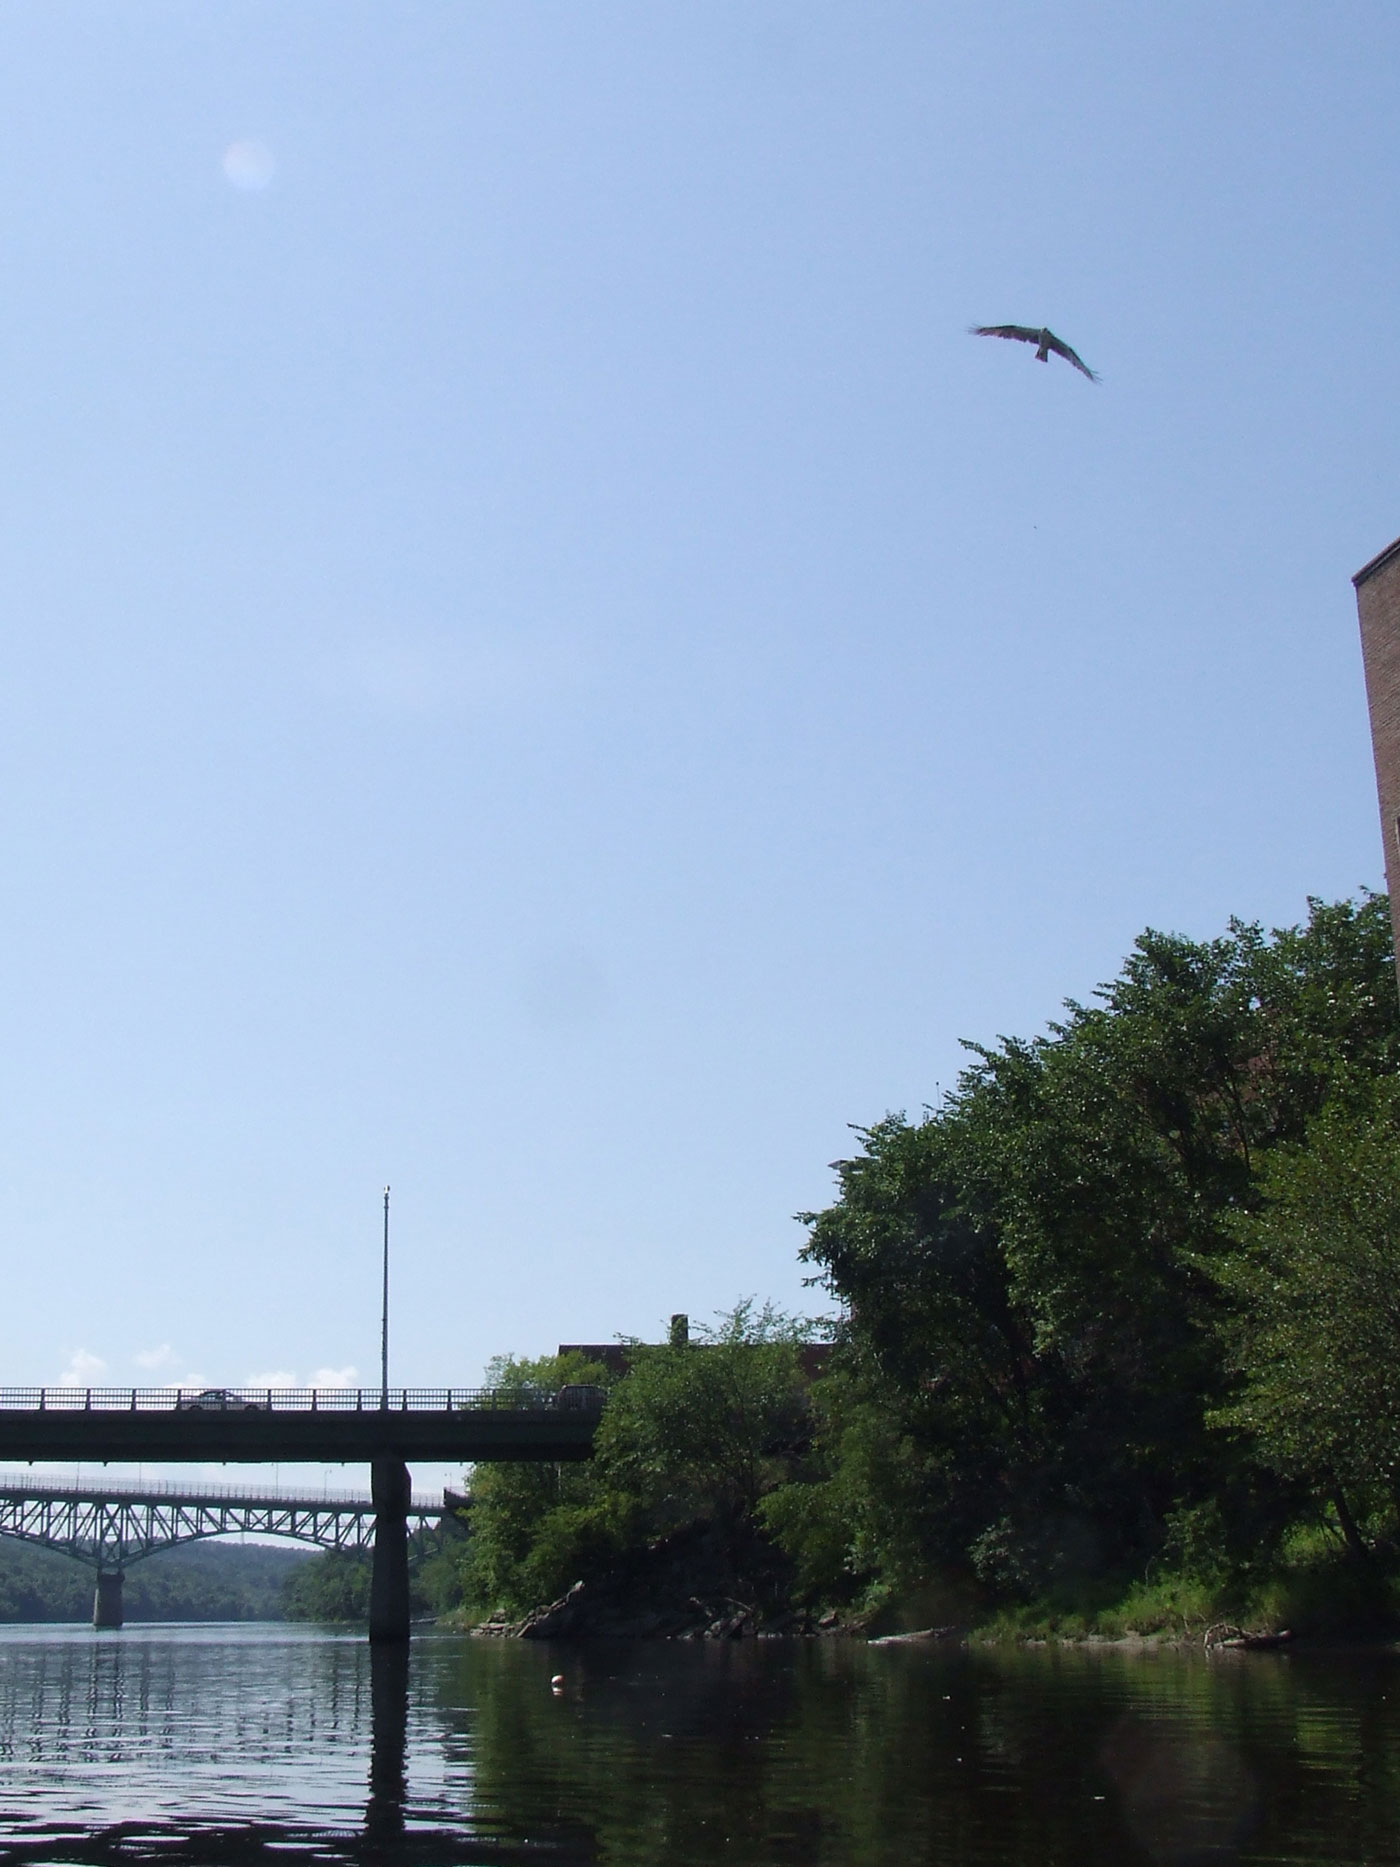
[0,2,1397,1479]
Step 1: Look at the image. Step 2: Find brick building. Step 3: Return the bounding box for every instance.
[1353,532,1400,979]
[558,1325,830,1383]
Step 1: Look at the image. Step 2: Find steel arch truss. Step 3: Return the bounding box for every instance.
[0,1483,447,1572]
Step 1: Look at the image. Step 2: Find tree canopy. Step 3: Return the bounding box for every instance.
[793,893,1399,1600]
[449,1310,820,1619]
[441,893,1400,1633]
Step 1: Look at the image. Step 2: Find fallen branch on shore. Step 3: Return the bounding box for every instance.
[867,1626,963,1645]
[1203,1623,1293,1651]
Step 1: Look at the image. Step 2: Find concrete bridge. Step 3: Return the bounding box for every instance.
[0,1384,600,1461]
[0,1469,458,1629]
[0,1383,602,1640]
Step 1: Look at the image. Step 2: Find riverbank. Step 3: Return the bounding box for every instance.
[966,1548,1400,1648]
[460,1585,844,1641]
[447,1534,1400,1648]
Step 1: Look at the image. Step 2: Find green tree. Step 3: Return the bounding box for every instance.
[758,1361,944,1602]
[1211,1081,1400,1555]
[596,1301,816,1541]
[282,1549,372,1622]
[796,894,1399,1601]
[452,1311,821,1618]
[454,1350,623,1617]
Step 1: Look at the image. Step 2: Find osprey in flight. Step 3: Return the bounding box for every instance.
[970,325,1099,382]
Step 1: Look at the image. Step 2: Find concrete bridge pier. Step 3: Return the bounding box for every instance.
[93,1569,124,1629]
[369,1456,411,1644]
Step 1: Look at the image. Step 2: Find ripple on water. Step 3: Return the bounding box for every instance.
[0,1625,1396,1865]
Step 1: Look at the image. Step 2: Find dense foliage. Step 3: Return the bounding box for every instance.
[788,893,1400,1615]
[281,1549,374,1622]
[450,1309,819,1618]
[281,1542,458,1624]
[450,894,1400,1632]
[1211,1082,1400,1554]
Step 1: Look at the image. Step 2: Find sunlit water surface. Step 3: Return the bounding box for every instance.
[0,1623,1396,1865]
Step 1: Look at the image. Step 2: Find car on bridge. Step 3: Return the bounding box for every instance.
[554,1384,606,1412]
[174,1389,270,1412]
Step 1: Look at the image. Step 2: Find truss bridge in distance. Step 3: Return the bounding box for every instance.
[0,1469,465,1630]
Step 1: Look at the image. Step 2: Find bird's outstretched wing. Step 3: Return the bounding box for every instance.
[1039,329,1099,381]
[969,323,1100,381]
[969,324,1043,345]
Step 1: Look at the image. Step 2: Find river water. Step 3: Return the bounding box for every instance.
[0,1625,1396,1866]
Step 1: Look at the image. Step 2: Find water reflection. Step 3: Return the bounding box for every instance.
[0,1628,1396,1865]
[0,1626,583,1866]
[365,1640,408,1849]
[432,1640,1400,1867]
[1100,1712,1258,1861]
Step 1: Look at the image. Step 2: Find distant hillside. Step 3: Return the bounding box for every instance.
[0,1536,314,1622]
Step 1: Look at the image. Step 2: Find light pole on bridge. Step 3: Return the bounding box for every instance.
[380,1185,390,1411]
[371,1183,409,1642]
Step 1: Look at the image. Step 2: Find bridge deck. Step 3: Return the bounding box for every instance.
[0,1471,445,1511]
[0,1387,600,1462]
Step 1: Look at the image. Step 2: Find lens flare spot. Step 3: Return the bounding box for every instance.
[222,140,275,191]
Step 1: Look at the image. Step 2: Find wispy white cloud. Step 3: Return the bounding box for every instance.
[243,1365,361,1391]
[133,1344,176,1371]
[57,1349,106,1386]
[309,1365,359,1390]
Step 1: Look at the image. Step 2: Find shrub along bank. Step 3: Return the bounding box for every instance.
[431,894,1400,1640]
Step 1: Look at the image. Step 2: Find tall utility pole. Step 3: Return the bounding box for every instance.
[380,1186,390,1410]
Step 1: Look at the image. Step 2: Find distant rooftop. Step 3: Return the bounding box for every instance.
[558,1342,832,1379]
[1353,533,1400,587]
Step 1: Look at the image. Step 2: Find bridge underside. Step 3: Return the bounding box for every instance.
[0,1410,593,1463]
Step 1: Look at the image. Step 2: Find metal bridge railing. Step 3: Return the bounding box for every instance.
[0,1385,605,1416]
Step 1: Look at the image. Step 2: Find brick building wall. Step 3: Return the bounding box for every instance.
[1353,533,1400,983]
